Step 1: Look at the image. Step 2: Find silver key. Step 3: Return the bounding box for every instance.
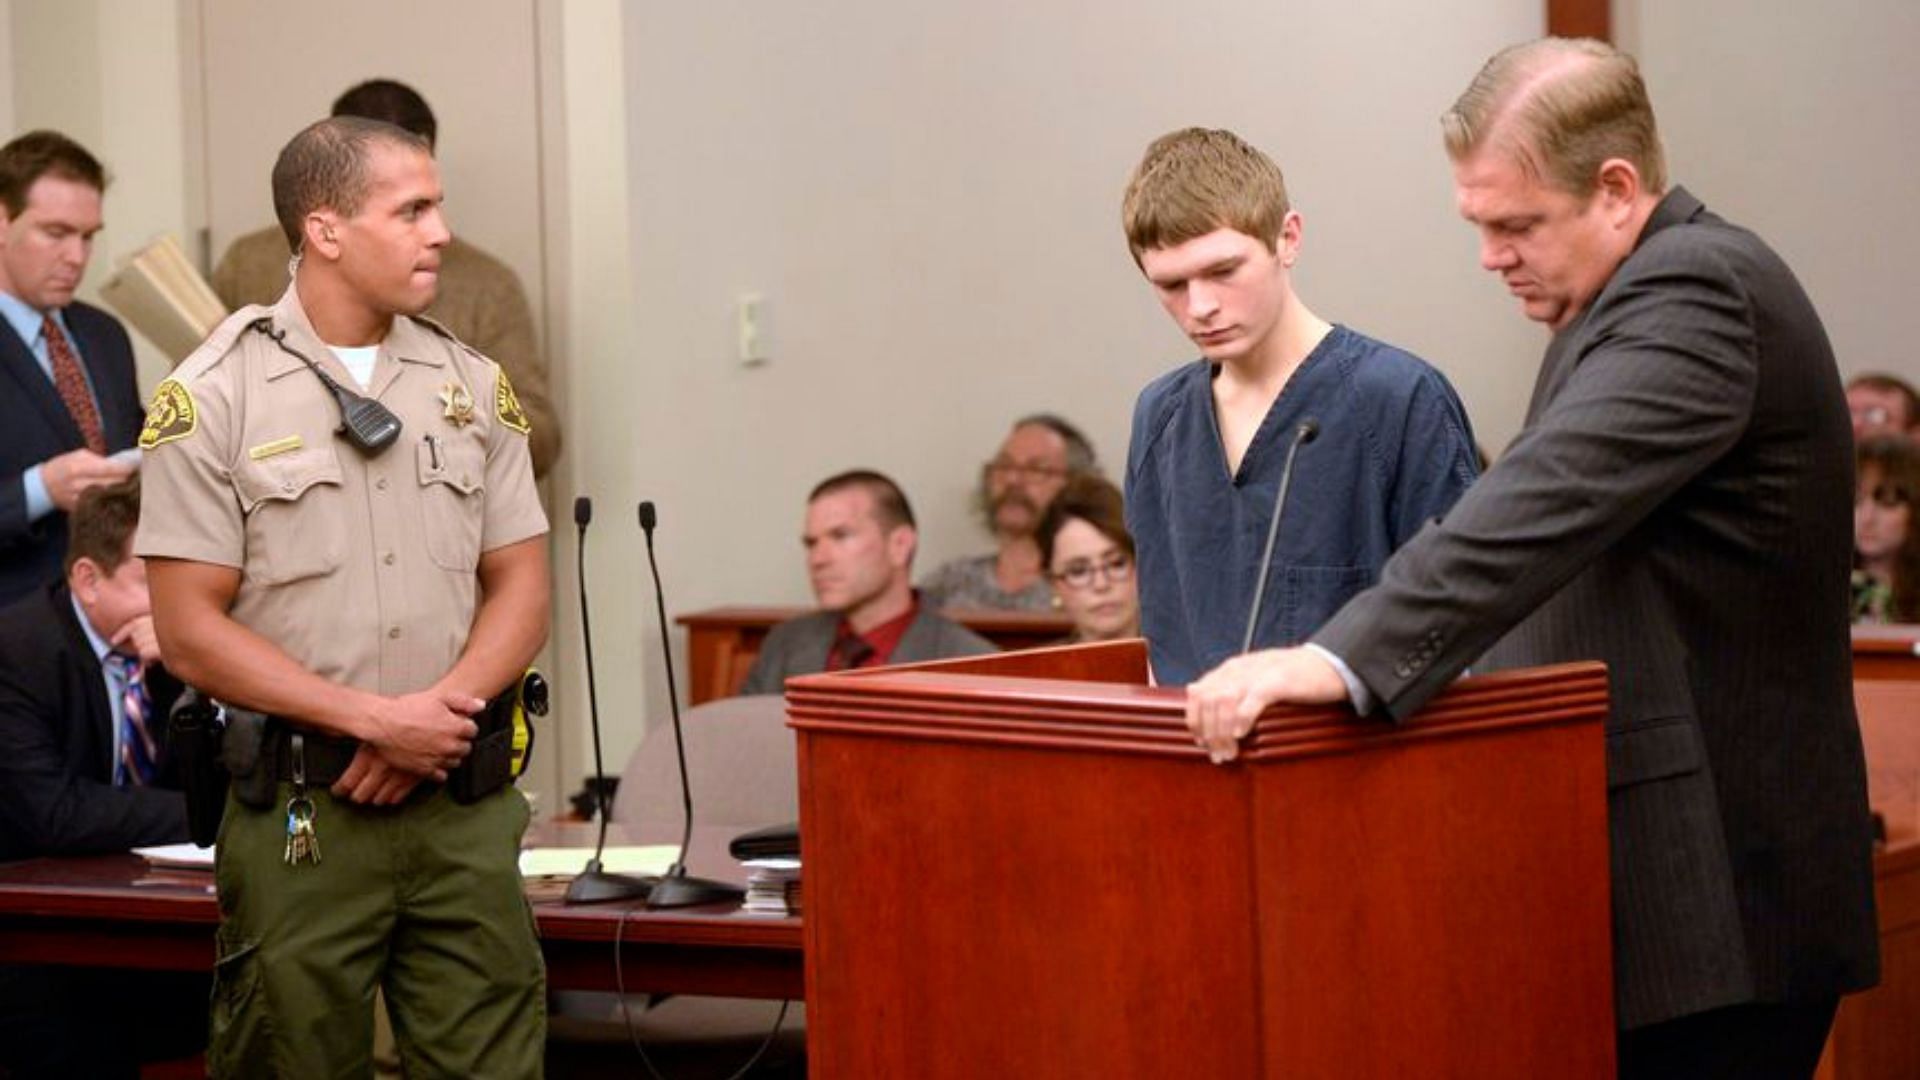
[284,794,321,866]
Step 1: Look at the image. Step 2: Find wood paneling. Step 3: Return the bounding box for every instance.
[792,648,1615,1078]
[1547,0,1611,42]
[677,605,1074,704]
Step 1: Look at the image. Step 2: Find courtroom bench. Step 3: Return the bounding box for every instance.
[676,605,1072,705]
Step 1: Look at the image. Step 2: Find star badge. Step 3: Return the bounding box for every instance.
[438,382,475,427]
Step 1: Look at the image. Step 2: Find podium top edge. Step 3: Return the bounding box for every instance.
[785,662,1609,741]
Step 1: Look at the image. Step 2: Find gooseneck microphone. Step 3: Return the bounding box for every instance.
[564,496,654,905]
[1241,419,1321,654]
[638,500,744,909]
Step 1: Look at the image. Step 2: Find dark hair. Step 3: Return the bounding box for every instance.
[1858,435,1920,622]
[0,130,107,216]
[272,116,432,251]
[1037,475,1133,571]
[65,474,141,574]
[1850,372,1920,429]
[809,469,916,531]
[332,79,438,147]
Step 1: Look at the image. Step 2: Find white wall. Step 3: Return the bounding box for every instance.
[1619,0,1920,385]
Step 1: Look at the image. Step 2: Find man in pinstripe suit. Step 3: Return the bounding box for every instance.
[1183,38,1879,1079]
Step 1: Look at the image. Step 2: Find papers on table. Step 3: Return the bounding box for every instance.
[134,842,683,881]
[742,858,802,916]
[134,843,216,870]
[517,845,679,880]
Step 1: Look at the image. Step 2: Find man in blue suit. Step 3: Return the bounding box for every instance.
[0,130,142,607]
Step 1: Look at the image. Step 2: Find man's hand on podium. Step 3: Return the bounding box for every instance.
[1185,647,1347,763]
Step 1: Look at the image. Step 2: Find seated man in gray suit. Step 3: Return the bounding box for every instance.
[741,470,994,695]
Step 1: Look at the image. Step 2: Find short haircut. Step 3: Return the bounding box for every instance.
[1441,37,1668,197]
[1037,475,1134,571]
[332,79,438,148]
[0,130,107,216]
[1849,372,1920,427]
[1121,127,1290,263]
[65,474,141,574]
[272,116,432,251]
[809,469,916,531]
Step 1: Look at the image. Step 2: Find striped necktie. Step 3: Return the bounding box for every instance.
[44,314,107,454]
[108,653,157,786]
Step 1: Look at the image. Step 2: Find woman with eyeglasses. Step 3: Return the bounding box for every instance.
[1036,476,1142,643]
[1852,435,1920,623]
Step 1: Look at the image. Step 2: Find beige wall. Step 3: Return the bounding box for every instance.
[7,0,189,398]
[600,1,1544,728]
[9,4,1920,808]
[196,0,545,332]
[1619,0,1920,384]
[0,0,14,134]
[543,0,648,786]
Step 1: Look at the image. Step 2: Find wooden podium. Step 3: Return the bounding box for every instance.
[788,641,1615,1078]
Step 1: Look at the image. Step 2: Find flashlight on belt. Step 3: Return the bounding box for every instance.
[509,669,549,778]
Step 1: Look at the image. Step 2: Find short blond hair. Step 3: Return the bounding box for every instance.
[1121,128,1290,264]
[1442,37,1667,197]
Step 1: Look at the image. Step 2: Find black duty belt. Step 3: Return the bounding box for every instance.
[268,726,360,786]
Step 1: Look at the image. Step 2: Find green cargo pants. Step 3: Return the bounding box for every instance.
[208,783,545,1079]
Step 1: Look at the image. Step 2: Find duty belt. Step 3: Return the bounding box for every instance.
[267,726,359,786]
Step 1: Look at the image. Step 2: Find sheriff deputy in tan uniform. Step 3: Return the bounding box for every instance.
[136,115,549,1078]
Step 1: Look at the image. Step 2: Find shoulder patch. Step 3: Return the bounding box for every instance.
[139,378,198,449]
[495,368,532,436]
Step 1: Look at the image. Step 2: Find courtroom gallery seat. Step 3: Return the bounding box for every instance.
[548,694,805,1078]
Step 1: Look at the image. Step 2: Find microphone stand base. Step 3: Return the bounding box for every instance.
[563,869,656,905]
[646,871,745,909]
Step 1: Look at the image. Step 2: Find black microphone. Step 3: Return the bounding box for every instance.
[564,496,654,904]
[1241,420,1320,654]
[637,500,744,909]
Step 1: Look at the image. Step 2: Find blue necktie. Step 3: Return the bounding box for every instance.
[108,653,157,786]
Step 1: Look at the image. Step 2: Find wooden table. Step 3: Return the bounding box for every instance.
[1822,831,1920,1080]
[677,605,1074,704]
[1854,624,1920,682]
[1818,678,1920,1080]
[0,826,802,1000]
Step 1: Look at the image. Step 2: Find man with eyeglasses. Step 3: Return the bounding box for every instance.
[920,413,1100,611]
[742,469,994,695]
[1120,128,1480,685]
[1846,373,1919,442]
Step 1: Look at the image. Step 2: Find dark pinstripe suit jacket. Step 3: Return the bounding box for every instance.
[1315,188,1879,1029]
[0,300,144,606]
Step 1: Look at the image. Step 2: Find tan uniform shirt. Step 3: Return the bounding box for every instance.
[133,286,547,697]
[212,228,561,476]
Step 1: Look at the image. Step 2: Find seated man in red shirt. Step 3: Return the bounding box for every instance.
[740,470,994,694]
